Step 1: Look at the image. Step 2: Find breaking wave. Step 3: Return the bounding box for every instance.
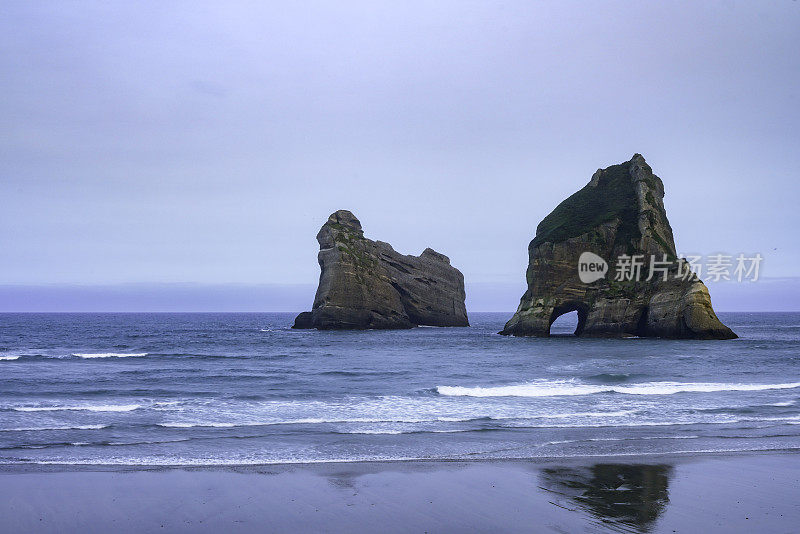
[157,416,486,429]
[1,424,109,432]
[436,380,800,397]
[11,404,141,412]
[71,353,148,359]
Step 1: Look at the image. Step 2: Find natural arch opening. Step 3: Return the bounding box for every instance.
[549,303,588,337]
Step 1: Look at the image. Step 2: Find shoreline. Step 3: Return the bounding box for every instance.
[1,447,796,474]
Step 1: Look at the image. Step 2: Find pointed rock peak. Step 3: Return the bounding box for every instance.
[326,210,364,236]
[328,209,361,228]
[628,153,653,175]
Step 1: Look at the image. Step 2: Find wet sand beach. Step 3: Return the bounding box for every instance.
[1,452,798,533]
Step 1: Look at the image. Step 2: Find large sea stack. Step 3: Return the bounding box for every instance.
[501,154,736,339]
[293,210,469,329]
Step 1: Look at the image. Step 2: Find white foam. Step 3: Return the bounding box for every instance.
[538,410,636,418]
[0,355,20,361]
[27,455,424,466]
[543,435,700,446]
[71,353,147,359]
[503,418,738,429]
[159,422,237,428]
[344,428,474,435]
[1,424,109,432]
[12,404,141,412]
[346,429,405,435]
[24,445,800,466]
[770,401,796,407]
[758,415,800,422]
[437,380,800,397]
[157,416,478,428]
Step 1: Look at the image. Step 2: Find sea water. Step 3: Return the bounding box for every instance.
[0,312,798,466]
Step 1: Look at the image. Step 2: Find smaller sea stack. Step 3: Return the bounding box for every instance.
[294,210,469,330]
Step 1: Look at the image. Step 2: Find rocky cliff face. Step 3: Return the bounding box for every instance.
[294,210,469,329]
[501,154,736,339]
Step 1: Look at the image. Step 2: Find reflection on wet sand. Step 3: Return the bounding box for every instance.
[539,463,673,533]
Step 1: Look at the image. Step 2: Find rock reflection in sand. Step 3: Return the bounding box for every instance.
[539,463,672,532]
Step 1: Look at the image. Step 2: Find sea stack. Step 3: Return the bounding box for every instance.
[501,154,736,339]
[294,210,469,329]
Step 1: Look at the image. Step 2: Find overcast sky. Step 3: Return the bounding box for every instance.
[2,1,799,310]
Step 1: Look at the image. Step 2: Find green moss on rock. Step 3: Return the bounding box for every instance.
[531,163,641,249]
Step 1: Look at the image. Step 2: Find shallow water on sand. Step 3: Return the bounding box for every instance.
[0,312,798,466]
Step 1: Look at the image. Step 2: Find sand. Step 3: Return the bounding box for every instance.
[1,452,798,533]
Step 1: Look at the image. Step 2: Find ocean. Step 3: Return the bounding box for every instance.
[0,312,798,467]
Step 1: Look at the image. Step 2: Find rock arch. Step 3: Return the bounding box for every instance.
[549,302,588,336]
